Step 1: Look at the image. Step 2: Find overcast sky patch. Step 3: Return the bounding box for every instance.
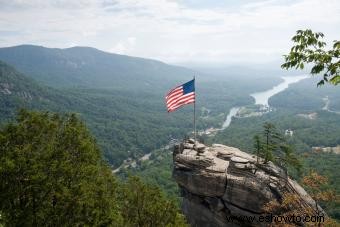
[0,0,339,65]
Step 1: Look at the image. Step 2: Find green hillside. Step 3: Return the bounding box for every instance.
[0,60,64,121]
[1,46,279,168]
[0,58,255,167]
[0,45,195,89]
[0,60,195,166]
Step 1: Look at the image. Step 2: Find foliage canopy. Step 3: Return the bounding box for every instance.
[282,29,340,86]
[0,110,187,226]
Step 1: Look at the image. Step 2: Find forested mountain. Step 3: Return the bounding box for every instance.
[0,60,64,121]
[0,45,264,117]
[0,55,251,168]
[0,60,194,166]
[0,45,195,89]
[1,46,277,168]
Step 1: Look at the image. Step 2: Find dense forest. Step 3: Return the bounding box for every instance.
[0,47,282,168]
[0,110,187,226]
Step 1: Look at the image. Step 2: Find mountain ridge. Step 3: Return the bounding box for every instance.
[0,44,196,89]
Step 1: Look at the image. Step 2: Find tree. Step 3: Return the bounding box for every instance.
[278,144,302,175]
[263,171,338,226]
[253,122,301,174]
[253,135,262,164]
[302,170,336,217]
[263,122,280,163]
[0,110,121,226]
[0,110,188,226]
[282,29,340,86]
[119,176,187,227]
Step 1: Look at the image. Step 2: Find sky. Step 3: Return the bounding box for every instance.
[0,0,339,65]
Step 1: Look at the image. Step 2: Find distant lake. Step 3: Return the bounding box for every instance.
[250,75,308,106]
[222,75,308,129]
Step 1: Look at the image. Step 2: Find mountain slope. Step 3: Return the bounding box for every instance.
[0,45,195,89]
[0,60,194,166]
[0,45,301,168]
[0,60,64,121]
[0,45,285,116]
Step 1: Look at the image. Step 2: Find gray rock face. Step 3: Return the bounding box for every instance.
[173,141,323,227]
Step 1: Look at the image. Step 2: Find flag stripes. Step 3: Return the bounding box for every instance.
[165,79,195,112]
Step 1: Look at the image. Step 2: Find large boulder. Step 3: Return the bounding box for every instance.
[173,140,324,227]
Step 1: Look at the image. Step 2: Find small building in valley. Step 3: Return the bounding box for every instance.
[285,129,294,137]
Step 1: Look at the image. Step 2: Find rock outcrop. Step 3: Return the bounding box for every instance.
[173,140,324,227]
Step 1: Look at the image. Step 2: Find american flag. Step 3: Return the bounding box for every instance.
[165,79,195,112]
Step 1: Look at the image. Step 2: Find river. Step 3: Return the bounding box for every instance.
[222,75,308,129]
[322,96,340,115]
[250,75,308,106]
[221,107,240,130]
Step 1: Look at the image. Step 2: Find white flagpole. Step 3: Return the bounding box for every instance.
[193,76,196,145]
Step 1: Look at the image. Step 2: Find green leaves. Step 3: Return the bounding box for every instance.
[330,75,340,85]
[119,176,187,227]
[282,29,339,86]
[0,110,188,226]
[333,41,340,49]
[0,110,123,226]
[253,122,301,175]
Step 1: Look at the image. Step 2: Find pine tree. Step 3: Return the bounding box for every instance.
[262,122,278,163]
[253,135,262,164]
[254,122,301,175]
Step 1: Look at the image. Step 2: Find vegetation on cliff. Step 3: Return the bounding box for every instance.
[253,122,302,174]
[263,170,337,226]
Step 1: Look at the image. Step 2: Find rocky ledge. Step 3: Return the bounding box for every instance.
[173,140,323,227]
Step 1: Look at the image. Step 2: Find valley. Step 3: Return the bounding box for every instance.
[1,1,339,225]
[1,45,339,221]
[198,75,310,137]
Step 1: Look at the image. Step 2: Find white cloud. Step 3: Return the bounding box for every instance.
[0,0,339,64]
[110,37,136,54]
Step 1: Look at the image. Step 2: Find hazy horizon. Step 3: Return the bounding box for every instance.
[0,0,339,65]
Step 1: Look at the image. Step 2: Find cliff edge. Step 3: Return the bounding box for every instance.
[173,140,324,227]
